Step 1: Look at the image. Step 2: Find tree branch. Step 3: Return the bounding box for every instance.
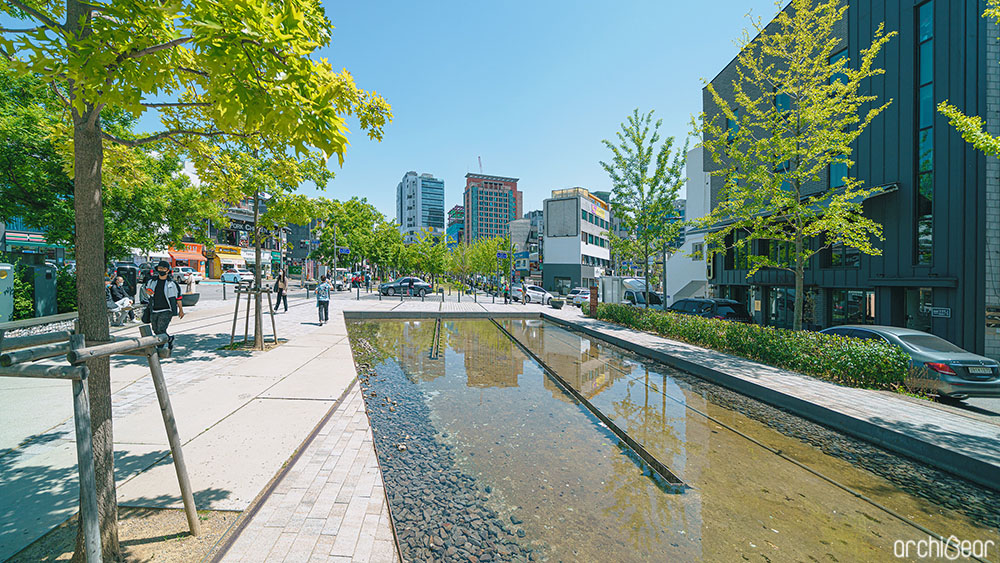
[102,128,227,147]
[0,26,42,33]
[48,82,70,106]
[6,0,62,31]
[140,101,211,108]
[119,36,192,62]
[178,66,209,78]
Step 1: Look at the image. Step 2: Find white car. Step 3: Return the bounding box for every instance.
[174,267,203,284]
[517,284,553,305]
[221,269,254,284]
[567,287,590,306]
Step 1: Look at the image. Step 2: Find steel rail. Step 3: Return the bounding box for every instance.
[489,318,685,490]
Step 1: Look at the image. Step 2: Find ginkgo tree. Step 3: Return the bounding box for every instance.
[694,0,893,330]
[0,1,390,559]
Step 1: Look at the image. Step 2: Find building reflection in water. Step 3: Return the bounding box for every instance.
[445,320,524,388]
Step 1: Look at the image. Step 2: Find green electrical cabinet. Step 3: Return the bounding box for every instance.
[0,263,13,322]
[34,264,57,317]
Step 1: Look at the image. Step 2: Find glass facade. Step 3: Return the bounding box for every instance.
[830,289,876,326]
[421,178,445,229]
[915,1,934,264]
[828,49,849,189]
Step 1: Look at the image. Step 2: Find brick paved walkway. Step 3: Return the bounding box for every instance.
[220,388,398,562]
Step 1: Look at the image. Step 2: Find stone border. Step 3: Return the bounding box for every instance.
[343,311,544,320]
[542,313,1000,494]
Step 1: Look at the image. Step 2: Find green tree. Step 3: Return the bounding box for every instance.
[694,0,894,330]
[0,2,390,558]
[601,109,687,308]
[0,59,224,260]
[938,0,1000,158]
[192,138,331,350]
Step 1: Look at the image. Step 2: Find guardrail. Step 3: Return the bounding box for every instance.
[0,316,201,562]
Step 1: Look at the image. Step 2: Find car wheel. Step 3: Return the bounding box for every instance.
[546,297,551,306]
[418,289,427,297]
[388,287,395,296]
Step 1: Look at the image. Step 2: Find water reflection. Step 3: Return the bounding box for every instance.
[499,319,1000,561]
[355,319,699,561]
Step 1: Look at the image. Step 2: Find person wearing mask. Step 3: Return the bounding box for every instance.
[274,272,288,312]
[108,276,134,325]
[316,275,331,325]
[143,261,184,357]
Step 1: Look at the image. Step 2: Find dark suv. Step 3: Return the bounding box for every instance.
[667,298,754,323]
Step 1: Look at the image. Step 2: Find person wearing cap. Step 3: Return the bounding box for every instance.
[143,260,185,357]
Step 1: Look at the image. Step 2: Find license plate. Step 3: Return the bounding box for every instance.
[968,366,993,375]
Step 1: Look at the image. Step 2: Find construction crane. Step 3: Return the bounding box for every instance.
[478,156,483,174]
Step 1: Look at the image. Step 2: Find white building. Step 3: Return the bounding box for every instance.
[664,147,710,304]
[396,171,445,243]
[542,188,612,294]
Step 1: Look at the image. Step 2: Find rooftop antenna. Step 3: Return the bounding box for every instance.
[478,156,483,174]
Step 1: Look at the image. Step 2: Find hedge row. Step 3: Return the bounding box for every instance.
[594,303,911,390]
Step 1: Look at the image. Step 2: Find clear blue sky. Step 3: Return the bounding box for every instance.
[18,1,778,219]
[278,0,782,219]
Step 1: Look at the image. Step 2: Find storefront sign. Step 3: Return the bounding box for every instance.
[930,307,951,318]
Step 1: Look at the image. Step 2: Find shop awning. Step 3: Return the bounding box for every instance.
[217,253,245,266]
[169,249,206,262]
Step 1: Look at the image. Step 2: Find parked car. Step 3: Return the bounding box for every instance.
[221,268,254,284]
[514,284,553,305]
[666,298,754,323]
[137,262,157,284]
[819,325,1000,401]
[576,292,592,308]
[622,290,665,308]
[567,287,589,306]
[380,276,432,297]
[173,267,203,284]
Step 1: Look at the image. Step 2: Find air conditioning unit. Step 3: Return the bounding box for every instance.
[706,255,715,280]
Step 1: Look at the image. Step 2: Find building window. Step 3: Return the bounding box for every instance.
[726,109,740,143]
[915,1,934,264]
[830,289,876,326]
[823,240,859,268]
[691,242,704,260]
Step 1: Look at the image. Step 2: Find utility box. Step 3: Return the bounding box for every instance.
[116,265,139,299]
[33,264,57,317]
[0,263,14,322]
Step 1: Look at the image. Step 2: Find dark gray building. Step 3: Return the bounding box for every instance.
[705,1,1000,360]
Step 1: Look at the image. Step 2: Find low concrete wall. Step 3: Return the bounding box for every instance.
[343,311,544,321]
[543,314,1000,494]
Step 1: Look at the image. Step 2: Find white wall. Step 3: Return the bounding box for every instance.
[664,147,709,303]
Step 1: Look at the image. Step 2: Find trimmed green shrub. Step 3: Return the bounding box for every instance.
[595,303,910,390]
[11,264,34,321]
[56,266,77,313]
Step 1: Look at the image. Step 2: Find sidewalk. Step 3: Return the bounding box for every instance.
[0,292,394,561]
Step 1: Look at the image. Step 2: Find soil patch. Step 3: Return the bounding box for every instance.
[10,507,240,562]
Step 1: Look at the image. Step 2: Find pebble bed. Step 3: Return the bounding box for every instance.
[351,338,541,563]
[611,344,1000,530]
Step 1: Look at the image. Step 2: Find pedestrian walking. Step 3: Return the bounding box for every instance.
[316,275,331,325]
[408,277,414,297]
[108,276,135,325]
[274,272,288,312]
[142,261,184,358]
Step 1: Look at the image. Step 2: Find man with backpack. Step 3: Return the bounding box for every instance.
[143,261,185,357]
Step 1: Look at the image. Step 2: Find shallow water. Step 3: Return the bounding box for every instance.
[349,319,999,562]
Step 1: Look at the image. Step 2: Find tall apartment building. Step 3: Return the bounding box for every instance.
[463,173,522,243]
[542,187,612,294]
[704,1,1000,359]
[396,171,445,243]
[446,205,464,248]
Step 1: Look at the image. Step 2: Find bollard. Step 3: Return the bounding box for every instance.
[223,281,226,301]
[357,285,360,300]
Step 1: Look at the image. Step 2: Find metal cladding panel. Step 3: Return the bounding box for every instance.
[545,198,580,237]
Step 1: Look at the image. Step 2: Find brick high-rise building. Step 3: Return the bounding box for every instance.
[463,173,521,243]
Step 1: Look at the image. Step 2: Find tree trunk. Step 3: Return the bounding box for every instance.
[71,108,119,562]
[253,190,263,350]
[643,242,650,310]
[793,235,805,331]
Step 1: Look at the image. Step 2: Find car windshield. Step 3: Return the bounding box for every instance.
[898,334,966,353]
